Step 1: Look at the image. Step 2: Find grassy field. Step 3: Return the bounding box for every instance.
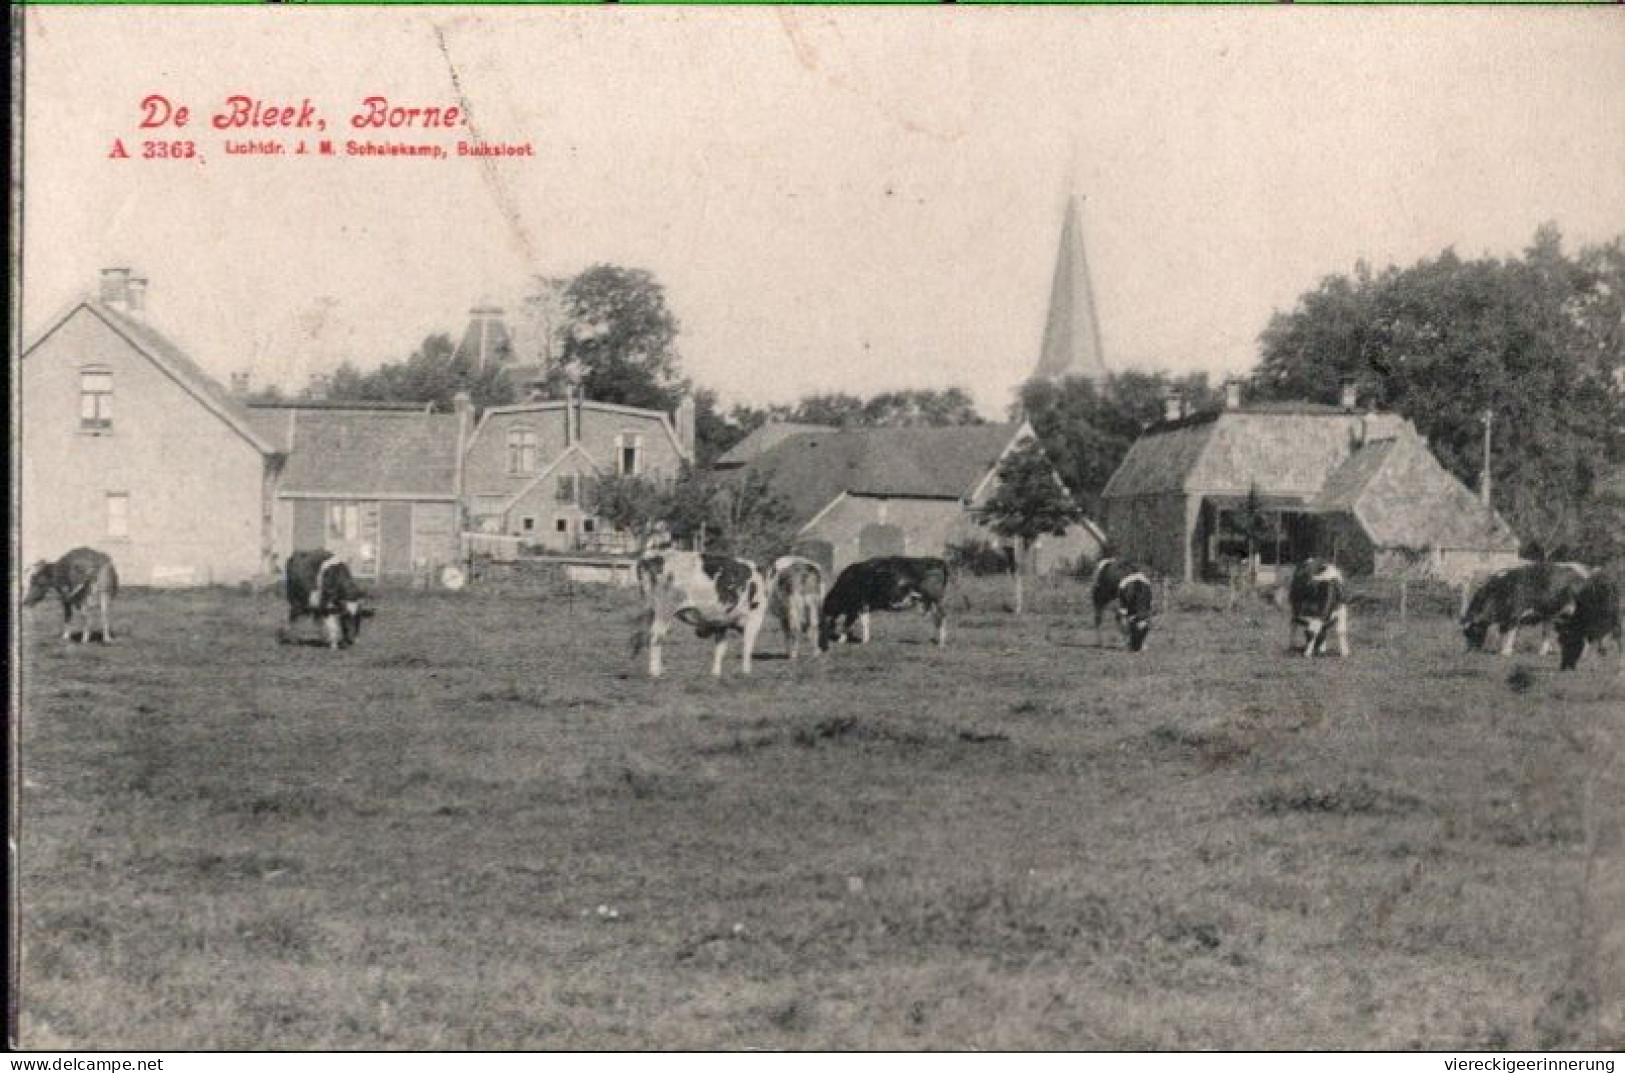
[16,575,1625,1050]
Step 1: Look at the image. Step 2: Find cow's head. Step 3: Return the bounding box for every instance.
[1125,614,1152,652]
[1461,618,1491,651]
[22,562,55,606]
[818,614,849,651]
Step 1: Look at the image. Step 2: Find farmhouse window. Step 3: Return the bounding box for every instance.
[556,472,578,503]
[555,517,569,533]
[327,502,361,541]
[616,433,644,476]
[80,369,113,431]
[106,492,129,539]
[507,428,539,474]
[521,516,536,533]
[582,518,597,534]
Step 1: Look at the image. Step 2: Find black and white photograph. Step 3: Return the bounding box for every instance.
[11,5,1625,1052]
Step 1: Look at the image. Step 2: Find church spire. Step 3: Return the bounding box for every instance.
[1035,194,1108,382]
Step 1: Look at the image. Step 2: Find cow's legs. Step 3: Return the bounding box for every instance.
[60,601,75,642]
[1302,618,1323,658]
[1333,607,1349,657]
[933,603,948,647]
[1499,625,1518,657]
[648,612,669,678]
[99,588,114,642]
[1536,624,1553,657]
[859,611,871,644]
[322,614,342,649]
[711,635,729,677]
[740,611,764,676]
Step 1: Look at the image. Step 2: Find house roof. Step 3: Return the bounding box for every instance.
[274,409,462,498]
[743,423,1028,527]
[26,298,280,456]
[470,398,689,461]
[1313,434,1520,551]
[713,422,831,468]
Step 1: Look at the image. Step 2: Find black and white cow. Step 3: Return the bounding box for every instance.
[284,549,370,649]
[767,555,825,661]
[633,551,767,678]
[1461,561,1591,656]
[1288,558,1349,658]
[820,556,950,650]
[1553,574,1622,672]
[23,547,119,642]
[1090,557,1154,652]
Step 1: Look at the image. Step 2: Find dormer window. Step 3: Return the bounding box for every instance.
[616,432,644,476]
[80,369,113,431]
[507,427,539,474]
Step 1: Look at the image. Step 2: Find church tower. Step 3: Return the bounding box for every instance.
[1034,195,1108,382]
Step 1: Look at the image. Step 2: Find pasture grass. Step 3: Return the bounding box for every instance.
[16,578,1625,1050]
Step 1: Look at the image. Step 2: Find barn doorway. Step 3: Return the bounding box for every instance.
[858,523,905,561]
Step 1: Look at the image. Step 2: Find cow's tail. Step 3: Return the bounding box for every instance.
[629,607,654,657]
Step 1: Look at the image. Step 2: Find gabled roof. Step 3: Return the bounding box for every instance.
[25,297,278,456]
[470,398,689,461]
[1103,409,1415,499]
[744,423,1028,527]
[274,409,462,499]
[1313,434,1520,551]
[713,422,831,468]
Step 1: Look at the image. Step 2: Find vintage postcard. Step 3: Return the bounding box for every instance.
[12,4,1624,1053]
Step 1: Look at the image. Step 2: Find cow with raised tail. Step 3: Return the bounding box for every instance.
[24,547,119,642]
[1553,574,1622,672]
[1462,561,1591,656]
[633,551,767,678]
[821,556,950,650]
[1090,557,1154,652]
[1289,559,1349,657]
[284,549,370,649]
[767,555,824,661]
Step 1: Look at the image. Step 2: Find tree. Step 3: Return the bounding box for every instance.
[1252,225,1625,558]
[974,440,1084,613]
[557,265,685,412]
[322,333,515,412]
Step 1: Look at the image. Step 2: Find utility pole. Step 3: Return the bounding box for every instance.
[1479,408,1494,507]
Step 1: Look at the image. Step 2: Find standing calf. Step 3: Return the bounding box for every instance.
[1461,561,1590,656]
[768,556,824,661]
[1090,557,1154,652]
[1288,559,1349,657]
[284,550,370,649]
[24,547,118,642]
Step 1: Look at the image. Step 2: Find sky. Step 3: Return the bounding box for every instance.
[18,6,1625,418]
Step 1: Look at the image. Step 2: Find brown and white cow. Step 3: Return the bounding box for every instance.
[1289,558,1349,658]
[1090,557,1154,652]
[1553,574,1622,672]
[284,549,370,649]
[1461,561,1591,656]
[767,555,824,660]
[820,556,950,649]
[633,551,768,678]
[23,547,119,642]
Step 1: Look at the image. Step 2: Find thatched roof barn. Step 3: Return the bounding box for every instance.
[1100,390,1520,582]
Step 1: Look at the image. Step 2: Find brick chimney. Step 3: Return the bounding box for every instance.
[1162,389,1185,423]
[1340,378,1359,412]
[126,276,149,314]
[674,396,696,461]
[1224,377,1243,411]
[307,372,331,401]
[230,371,253,397]
[99,267,133,309]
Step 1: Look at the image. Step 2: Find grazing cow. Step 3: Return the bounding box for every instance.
[1090,557,1155,652]
[633,551,767,678]
[1553,574,1622,672]
[23,547,118,642]
[284,549,369,649]
[1461,562,1591,656]
[1289,559,1349,658]
[820,556,950,650]
[767,555,824,661]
